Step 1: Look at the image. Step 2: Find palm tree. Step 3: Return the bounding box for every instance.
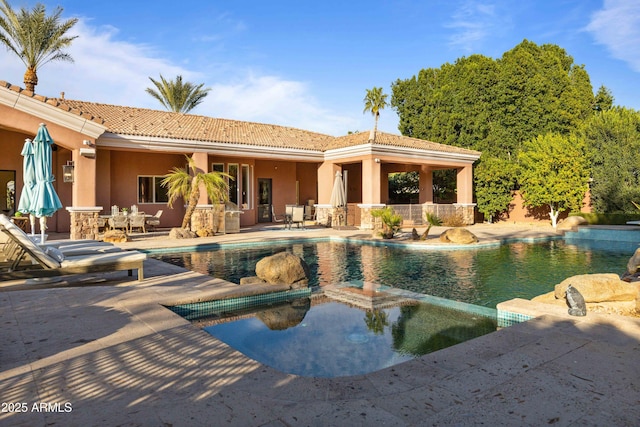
[161,155,230,230]
[0,1,78,92]
[146,74,211,113]
[363,86,388,141]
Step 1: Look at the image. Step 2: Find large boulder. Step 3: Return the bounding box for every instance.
[255,252,310,288]
[195,227,215,238]
[554,273,638,302]
[103,229,128,243]
[626,248,640,276]
[439,228,478,244]
[557,215,588,230]
[169,227,197,239]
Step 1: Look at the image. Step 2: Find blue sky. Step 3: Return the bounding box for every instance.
[2,0,639,136]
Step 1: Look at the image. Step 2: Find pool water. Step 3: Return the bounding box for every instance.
[153,238,633,308]
[179,291,497,378]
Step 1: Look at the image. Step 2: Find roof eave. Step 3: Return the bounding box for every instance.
[97,133,326,161]
[0,84,107,138]
[324,143,481,163]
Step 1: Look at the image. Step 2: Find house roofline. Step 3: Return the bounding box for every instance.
[0,82,107,138]
[97,133,326,161]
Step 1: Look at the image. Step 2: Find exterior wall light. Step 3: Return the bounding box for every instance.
[62,161,74,183]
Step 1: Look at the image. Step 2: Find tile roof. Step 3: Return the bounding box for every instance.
[328,131,482,156]
[1,80,480,157]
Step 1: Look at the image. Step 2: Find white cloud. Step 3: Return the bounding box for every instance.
[586,0,640,71]
[0,18,359,136]
[445,1,498,52]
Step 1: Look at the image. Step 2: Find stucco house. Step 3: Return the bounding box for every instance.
[0,80,481,239]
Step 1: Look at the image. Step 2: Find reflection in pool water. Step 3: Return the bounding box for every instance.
[195,293,497,378]
[153,239,632,308]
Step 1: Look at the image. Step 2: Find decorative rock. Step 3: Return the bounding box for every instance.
[196,227,215,237]
[626,248,640,276]
[411,228,420,240]
[255,252,310,288]
[565,284,587,316]
[169,228,197,239]
[239,276,266,285]
[439,228,478,244]
[554,273,638,302]
[557,215,588,230]
[103,229,128,243]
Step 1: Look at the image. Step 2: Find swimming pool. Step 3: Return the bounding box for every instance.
[152,237,633,308]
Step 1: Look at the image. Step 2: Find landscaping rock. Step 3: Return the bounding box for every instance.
[554,273,638,302]
[626,248,640,276]
[169,228,197,239]
[103,229,128,243]
[239,276,266,285]
[439,228,478,244]
[255,252,310,288]
[557,215,588,230]
[196,227,215,237]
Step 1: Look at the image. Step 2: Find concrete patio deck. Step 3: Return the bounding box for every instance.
[1,223,639,426]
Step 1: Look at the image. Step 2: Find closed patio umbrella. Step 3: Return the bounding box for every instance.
[329,171,347,227]
[17,138,36,232]
[29,124,63,244]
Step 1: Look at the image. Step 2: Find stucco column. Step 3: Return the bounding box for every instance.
[192,151,209,205]
[71,149,97,207]
[362,157,382,205]
[456,165,474,204]
[419,165,433,204]
[317,162,341,204]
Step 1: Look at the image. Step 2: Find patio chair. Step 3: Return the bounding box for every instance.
[109,214,128,232]
[290,206,305,230]
[271,205,285,223]
[0,214,145,281]
[128,212,146,233]
[304,205,315,221]
[145,210,163,231]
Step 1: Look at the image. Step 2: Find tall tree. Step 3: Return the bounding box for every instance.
[146,74,211,113]
[593,85,614,112]
[581,107,640,213]
[363,86,388,141]
[473,156,517,223]
[0,0,78,92]
[518,133,590,228]
[161,156,230,230]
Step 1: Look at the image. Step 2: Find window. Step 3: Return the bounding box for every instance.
[138,176,168,203]
[210,163,251,209]
[241,164,250,209]
[228,163,238,205]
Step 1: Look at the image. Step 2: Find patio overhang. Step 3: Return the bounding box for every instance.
[323,143,481,165]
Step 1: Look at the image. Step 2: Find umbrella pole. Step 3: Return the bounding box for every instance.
[29,214,36,235]
[39,217,47,244]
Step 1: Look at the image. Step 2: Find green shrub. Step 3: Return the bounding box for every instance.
[571,213,640,225]
[371,207,403,239]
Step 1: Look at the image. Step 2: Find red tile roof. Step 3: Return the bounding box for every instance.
[1,80,480,156]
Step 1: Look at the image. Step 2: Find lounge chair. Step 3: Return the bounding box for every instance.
[0,215,145,281]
